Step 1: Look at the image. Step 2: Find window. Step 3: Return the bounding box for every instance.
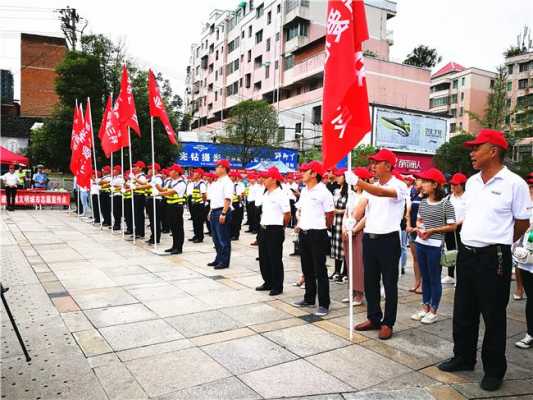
[450,109,457,117]
[254,81,262,91]
[196,48,200,57]
[450,123,456,133]
[226,81,239,96]
[241,30,245,39]
[216,29,219,40]
[275,32,280,41]
[518,79,528,89]
[429,96,449,108]
[209,43,214,53]
[277,127,285,143]
[519,62,530,72]
[239,78,243,87]
[215,50,219,61]
[507,64,514,75]
[208,64,214,73]
[215,70,218,81]
[460,92,464,101]
[490,79,495,89]
[284,54,294,70]
[461,77,465,86]
[267,10,272,24]
[255,29,263,44]
[228,37,240,53]
[459,107,464,116]
[215,91,218,101]
[256,3,264,18]
[265,65,270,79]
[277,4,281,13]
[452,80,458,89]
[226,59,240,75]
[247,49,252,63]
[507,81,512,91]
[275,60,279,70]
[254,55,263,68]
[208,83,213,92]
[295,123,302,134]
[312,106,322,124]
[266,38,271,51]
[240,54,244,63]
[248,25,252,37]
[450,94,457,103]
[245,73,251,88]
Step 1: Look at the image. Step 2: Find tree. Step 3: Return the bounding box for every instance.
[222,100,279,166]
[433,134,476,176]
[403,45,442,68]
[179,113,192,131]
[351,144,377,167]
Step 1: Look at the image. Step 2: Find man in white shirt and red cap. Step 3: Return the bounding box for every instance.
[438,129,531,392]
[132,161,147,238]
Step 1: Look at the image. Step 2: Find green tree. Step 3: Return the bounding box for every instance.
[222,100,279,166]
[351,144,377,167]
[403,45,442,68]
[433,134,476,176]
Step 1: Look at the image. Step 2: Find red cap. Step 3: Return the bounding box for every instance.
[353,167,373,180]
[449,173,467,185]
[216,159,231,170]
[102,165,111,173]
[134,161,146,169]
[300,160,324,176]
[265,167,284,182]
[527,176,533,185]
[149,163,161,172]
[463,129,509,150]
[369,149,397,166]
[168,164,184,174]
[416,168,446,185]
[194,168,204,176]
[333,168,346,177]
[113,165,122,172]
[230,171,242,179]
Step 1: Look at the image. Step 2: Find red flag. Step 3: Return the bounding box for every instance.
[98,97,110,140]
[69,103,84,175]
[116,65,140,136]
[322,0,371,169]
[148,69,177,145]
[100,97,124,158]
[76,102,93,189]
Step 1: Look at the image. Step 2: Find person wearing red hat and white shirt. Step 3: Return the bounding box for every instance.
[143,163,163,245]
[2,164,19,211]
[132,161,148,238]
[345,148,409,340]
[442,173,468,285]
[158,164,187,254]
[246,173,260,234]
[256,167,291,295]
[409,168,456,325]
[99,166,112,227]
[230,171,245,241]
[188,168,208,243]
[293,161,335,317]
[437,129,531,392]
[207,160,235,269]
[110,165,124,231]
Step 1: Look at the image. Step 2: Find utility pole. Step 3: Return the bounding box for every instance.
[57,6,88,50]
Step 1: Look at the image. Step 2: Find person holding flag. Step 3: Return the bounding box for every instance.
[189,168,208,243]
[144,163,163,245]
[99,166,112,227]
[111,165,124,231]
[159,164,187,254]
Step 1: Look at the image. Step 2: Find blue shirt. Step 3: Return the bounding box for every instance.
[33,172,48,189]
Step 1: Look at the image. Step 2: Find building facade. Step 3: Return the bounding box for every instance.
[505,51,533,136]
[1,69,14,104]
[184,0,431,151]
[429,62,496,136]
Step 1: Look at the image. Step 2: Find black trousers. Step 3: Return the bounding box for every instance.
[258,226,285,291]
[231,204,243,239]
[134,194,145,236]
[191,202,205,240]
[112,195,122,229]
[452,244,512,379]
[522,268,533,336]
[299,229,330,308]
[101,192,111,225]
[146,198,161,243]
[289,199,297,228]
[91,194,101,223]
[205,203,211,234]
[161,200,169,232]
[362,233,401,328]
[5,186,17,209]
[247,201,256,232]
[253,205,262,233]
[167,203,184,251]
[124,197,133,233]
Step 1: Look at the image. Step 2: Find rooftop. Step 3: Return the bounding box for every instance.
[431,62,466,79]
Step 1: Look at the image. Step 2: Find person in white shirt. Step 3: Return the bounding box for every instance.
[345,149,409,340]
[2,164,19,211]
[159,164,187,254]
[188,168,208,243]
[111,165,124,231]
[207,160,235,269]
[438,129,531,392]
[90,171,101,223]
[245,173,258,233]
[132,161,147,238]
[256,167,291,296]
[293,161,335,317]
[230,171,245,240]
[144,163,163,245]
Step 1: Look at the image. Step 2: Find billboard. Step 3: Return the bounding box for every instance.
[373,106,447,155]
[178,142,299,169]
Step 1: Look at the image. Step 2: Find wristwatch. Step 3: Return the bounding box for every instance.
[221,212,227,216]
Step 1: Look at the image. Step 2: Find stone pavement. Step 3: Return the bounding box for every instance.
[1,209,533,400]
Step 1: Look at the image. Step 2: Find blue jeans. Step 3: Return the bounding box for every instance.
[399,230,408,268]
[80,191,90,216]
[210,208,232,267]
[415,243,442,310]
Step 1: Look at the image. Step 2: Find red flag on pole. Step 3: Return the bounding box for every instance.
[76,102,93,189]
[69,103,84,175]
[100,97,124,158]
[321,0,371,169]
[98,97,110,140]
[148,69,177,145]
[116,64,140,136]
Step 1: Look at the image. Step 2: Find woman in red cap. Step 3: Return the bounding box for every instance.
[330,169,349,283]
[411,168,456,325]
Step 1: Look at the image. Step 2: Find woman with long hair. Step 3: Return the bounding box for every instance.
[330,169,348,282]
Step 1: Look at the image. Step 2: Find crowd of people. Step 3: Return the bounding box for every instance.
[1,164,49,211]
[70,128,532,393]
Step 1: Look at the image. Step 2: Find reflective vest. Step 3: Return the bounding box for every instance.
[100,176,111,192]
[232,183,241,204]
[191,181,205,204]
[165,179,186,205]
[123,183,133,199]
[134,173,146,194]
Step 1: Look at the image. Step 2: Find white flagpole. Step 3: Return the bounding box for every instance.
[87,98,103,229]
[128,127,136,244]
[77,100,84,219]
[121,147,125,238]
[348,152,354,341]
[110,152,114,232]
[150,116,157,251]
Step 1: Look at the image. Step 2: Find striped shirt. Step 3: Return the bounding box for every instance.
[416,197,456,247]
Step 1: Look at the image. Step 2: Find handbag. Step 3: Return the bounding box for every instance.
[440,197,458,268]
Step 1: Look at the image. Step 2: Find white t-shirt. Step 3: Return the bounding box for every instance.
[111,175,124,195]
[363,176,409,234]
[150,175,163,197]
[247,182,258,202]
[235,182,245,196]
[343,191,364,230]
[282,182,296,201]
[461,167,531,247]
[261,187,291,226]
[296,182,334,230]
[90,178,100,195]
[186,181,195,196]
[253,183,265,206]
[449,193,467,223]
[1,172,18,187]
[209,175,234,209]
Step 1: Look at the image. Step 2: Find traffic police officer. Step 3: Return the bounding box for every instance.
[144,163,163,244]
[111,165,124,231]
[230,171,245,240]
[189,168,207,243]
[100,165,112,227]
[159,164,187,254]
[132,161,147,238]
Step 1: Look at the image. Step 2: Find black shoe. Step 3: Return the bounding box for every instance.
[437,357,475,372]
[207,261,218,267]
[135,234,145,239]
[169,249,182,255]
[214,264,228,270]
[161,230,170,234]
[188,238,197,242]
[255,284,271,291]
[165,248,175,253]
[125,230,133,235]
[480,376,503,392]
[113,226,121,231]
[269,290,283,296]
[192,239,203,243]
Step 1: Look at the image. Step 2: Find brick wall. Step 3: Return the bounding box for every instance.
[20,33,66,118]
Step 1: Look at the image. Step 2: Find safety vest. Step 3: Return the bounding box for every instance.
[165,179,186,205]
[16,171,25,185]
[244,186,250,197]
[100,176,111,192]
[134,173,146,195]
[232,183,241,204]
[123,183,133,199]
[191,181,204,204]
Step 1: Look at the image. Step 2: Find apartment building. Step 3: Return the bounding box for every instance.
[429,62,496,136]
[184,0,431,150]
[505,51,533,135]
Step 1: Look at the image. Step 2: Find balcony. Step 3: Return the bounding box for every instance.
[283,51,326,86]
[284,0,310,25]
[192,82,200,95]
[285,35,309,54]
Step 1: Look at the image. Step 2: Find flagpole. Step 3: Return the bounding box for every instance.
[348,151,354,341]
[110,152,114,233]
[128,127,136,244]
[77,100,84,220]
[150,117,157,251]
[121,147,125,238]
[87,97,103,229]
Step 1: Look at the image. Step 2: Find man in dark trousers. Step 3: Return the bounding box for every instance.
[132,161,147,238]
[437,129,530,392]
[189,168,207,243]
[159,164,187,254]
[230,171,245,240]
[99,165,112,227]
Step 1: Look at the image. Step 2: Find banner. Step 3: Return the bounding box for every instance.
[1,190,70,206]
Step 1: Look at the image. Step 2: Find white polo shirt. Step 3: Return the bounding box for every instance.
[111,175,124,196]
[461,167,531,247]
[235,182,245,196]
[209,175,234,209]
[363,176,408,234]
[90,178,100,195]
[296,182,334,230]
[261,187,291,226]
[282,182,296,201]
[1,172,18,187]
[449,193,467,223]
[247,182,258,202]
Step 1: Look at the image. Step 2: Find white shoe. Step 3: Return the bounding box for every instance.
[380,287,385,298]
[515,334,533,349]
[441,276,455,284]
[513,293,525,301]
[411,310,427,321]
[421,312,438,324]
[341,298,364,306]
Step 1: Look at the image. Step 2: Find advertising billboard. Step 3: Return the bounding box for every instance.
[373,106,447,155]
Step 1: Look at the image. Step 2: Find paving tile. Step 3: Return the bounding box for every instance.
[87,353,121,368]
[94,363,148,399]
[239,359,352,398]
[52,295,80,312]
[343,388,435,399]
[452,378,533,398]
[419,366,470,384]
[73,329,112,357]
[267,299,308,317]
[110,272,164,286]
[61,311,93,332]
[125,282,186,301]
[144,295,213,318]
[99,319,183,351]
[126,347,231,397]
[85,303,157,328]
[165,309,241,337]
[426,385,466,400]
[250,317,306,333]
[221,302,293,326]
[116,339,193,361]
[307,345,411,390]
[202,334,298,374]
[191,327,256,347]
[70,287,139,309]
[313,319,368,343]
[155,376,261,400]
[156,268,203,281]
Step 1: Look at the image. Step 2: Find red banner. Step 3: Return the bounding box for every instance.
[395,153,434,174]
[1,190,70,206]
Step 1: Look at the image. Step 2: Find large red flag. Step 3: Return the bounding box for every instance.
[98,97,110,140]
[69,103,84,175]
[322,0,371,169]
[148,69,177,145]
[76,102,93,189]
[100,97,124,158]
[116,64,140,137]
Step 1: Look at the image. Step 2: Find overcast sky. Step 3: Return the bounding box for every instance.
[1,0,532,101]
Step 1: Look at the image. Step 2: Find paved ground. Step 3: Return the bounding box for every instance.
[1,209,533,400]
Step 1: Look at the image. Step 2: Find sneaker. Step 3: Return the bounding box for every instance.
[421,312,438,324]
[293,299,315,308]
[411,310,428,321]
[314,306,329,317]
[441,276,455,284]
[380,287,386,299]
[515,334,533,349]
[342,298,364,306]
